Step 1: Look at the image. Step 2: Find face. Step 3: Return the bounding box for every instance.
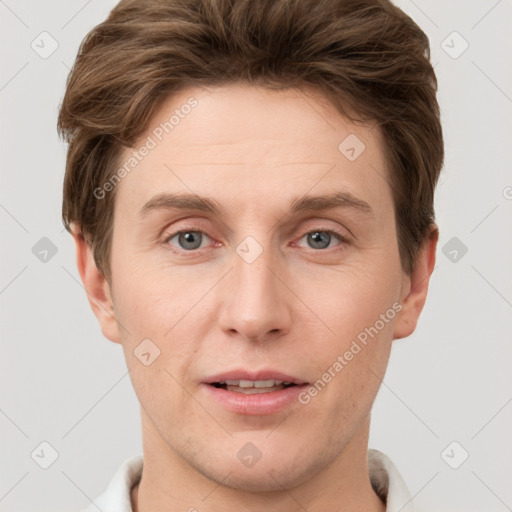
[81,83,428,492]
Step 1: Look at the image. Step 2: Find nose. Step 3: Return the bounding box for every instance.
[217,241,292,343]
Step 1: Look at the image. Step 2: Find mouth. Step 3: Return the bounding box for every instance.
[202,371,308,415]
[210,379,297,394]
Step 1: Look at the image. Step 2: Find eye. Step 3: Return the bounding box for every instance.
[165,230,211,251]
[297,229,346,250]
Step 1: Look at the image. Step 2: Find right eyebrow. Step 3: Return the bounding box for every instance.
[139,193,222,218]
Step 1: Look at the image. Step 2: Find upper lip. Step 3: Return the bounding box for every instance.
[203,369,308,385]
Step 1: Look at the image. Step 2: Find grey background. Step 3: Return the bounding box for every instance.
[1,1,511,511]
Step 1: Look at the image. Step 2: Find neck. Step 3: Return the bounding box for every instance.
[131,414,385,512]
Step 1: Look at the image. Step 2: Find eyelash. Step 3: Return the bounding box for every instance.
[162,227,349,253]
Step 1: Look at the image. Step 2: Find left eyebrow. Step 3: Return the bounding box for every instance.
[290,192,374,218]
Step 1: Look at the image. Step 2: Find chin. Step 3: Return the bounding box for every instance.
[219,466,309,493]
[226,473,296,493]
[192,450,327,493]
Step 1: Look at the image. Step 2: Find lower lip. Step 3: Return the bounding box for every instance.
[202,383,307,415]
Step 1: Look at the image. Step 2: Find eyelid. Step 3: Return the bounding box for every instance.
[160,215,214,241]
[163,227,210,239]
[301,226,349,241]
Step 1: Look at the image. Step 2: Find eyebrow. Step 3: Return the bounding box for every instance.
[139,191,373,218]
[290,192,373,217]
[140,193,223,217]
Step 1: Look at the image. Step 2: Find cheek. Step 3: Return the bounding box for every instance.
[113,268,203,427]
[111,258,219,393]
[298,257,402,343]
[295,260,400,405]
[112,253,197,333]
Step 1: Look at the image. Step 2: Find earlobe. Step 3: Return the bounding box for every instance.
[70,223,122,344]
[393,226,438,340]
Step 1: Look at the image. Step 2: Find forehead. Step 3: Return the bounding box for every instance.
[114,83,392,217]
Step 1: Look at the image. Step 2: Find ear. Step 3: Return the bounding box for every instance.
[393,225,438,340]
[70,223,122,344]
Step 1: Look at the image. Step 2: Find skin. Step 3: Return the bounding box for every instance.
[71,83,437,512]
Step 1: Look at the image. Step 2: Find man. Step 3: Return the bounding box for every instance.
[58,0,443,510]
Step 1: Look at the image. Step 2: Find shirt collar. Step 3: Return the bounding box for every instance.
[368,448,414,512]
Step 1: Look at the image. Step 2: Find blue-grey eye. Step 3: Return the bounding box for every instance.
[308,231,331,249]
[168,231,208,250]
[299,230,342,250]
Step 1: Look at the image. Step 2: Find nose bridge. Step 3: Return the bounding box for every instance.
[218,235,291,342]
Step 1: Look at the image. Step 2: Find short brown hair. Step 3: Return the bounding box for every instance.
[58,0,443,282]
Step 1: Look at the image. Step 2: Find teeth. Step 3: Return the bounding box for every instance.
[223,379,284,388]
[229,386,280,394]
[255,379,281,388]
